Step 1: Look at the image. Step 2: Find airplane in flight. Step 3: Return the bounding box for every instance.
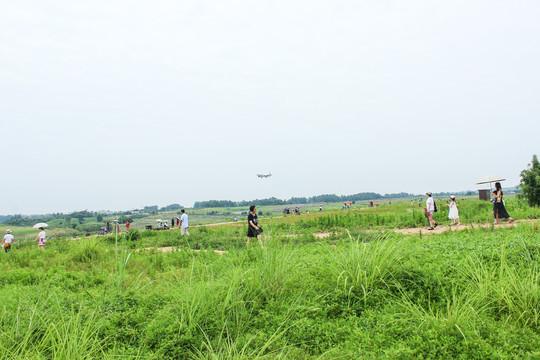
[257,172,272,178]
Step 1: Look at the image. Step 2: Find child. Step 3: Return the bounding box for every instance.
[447,195,460,225]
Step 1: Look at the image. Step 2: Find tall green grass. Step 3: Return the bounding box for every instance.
[324,233,405,306]
[0,214,539,359]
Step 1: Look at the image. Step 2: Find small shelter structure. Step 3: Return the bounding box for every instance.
[476,175,506,201]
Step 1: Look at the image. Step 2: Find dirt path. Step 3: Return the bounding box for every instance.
[135,247,228,255]
[97,218,539,254]
[394,219,538,235]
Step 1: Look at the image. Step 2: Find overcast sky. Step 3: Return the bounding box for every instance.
[1,1,539,214]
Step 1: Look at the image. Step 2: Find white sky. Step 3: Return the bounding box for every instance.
[1,1,539,214]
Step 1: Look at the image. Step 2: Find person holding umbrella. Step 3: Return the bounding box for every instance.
[493,182,514,224]
[34,227,47,249]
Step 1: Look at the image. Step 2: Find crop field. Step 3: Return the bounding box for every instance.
[1,198,539,359]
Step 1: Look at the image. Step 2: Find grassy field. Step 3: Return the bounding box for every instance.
[1,198,539,359]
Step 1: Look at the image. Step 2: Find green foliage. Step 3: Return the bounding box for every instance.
[126,229,141,241]
[69,237,104,262]
[159,203,183,211]
[0,209,539,358]
[520,154,540,206]
[324,233,405,306]
[70,218,80,229]
[77,222,104,233]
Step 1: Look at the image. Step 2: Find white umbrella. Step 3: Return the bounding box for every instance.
[476,175,506,185]
[32,222,48,228]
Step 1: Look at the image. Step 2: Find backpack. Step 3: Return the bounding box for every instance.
[433,200,438,212]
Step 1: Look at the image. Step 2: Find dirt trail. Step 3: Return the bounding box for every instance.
[394,219,538,235]
[99,219,539,254]
[135,247,228,255]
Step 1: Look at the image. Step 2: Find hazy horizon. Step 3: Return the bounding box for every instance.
[1,185,521,216]
[2,1,539,214]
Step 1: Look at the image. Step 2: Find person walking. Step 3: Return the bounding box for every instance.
[3,229,14,253]
[492,182,514,224]
[247,205,263,247]
[180,209,190,235]
[446,195,460,225]
[126,221,130,230]
[34,227,46,249]
[425,192,438,230]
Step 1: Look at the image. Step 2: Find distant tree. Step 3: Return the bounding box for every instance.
[70,218,80,229]
[309,194,341,203]
[519,154,540,206]
[96,214,103,222]
[160,203,183,211]
[288,197,308,204]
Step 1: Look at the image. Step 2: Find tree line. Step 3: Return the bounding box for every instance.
[193,192,417,209]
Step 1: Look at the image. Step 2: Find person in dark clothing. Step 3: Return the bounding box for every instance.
[247,205,263,247]
[492,182,514,224]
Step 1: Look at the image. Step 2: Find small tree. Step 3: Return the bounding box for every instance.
[519,154,540,206]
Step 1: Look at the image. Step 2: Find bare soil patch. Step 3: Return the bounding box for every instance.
[394,219,538,235]
[314,232,333,238]
[135,247,228,255]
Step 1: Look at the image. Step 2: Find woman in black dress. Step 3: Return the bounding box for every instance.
[247,205,263,247]
[492,182,514,224]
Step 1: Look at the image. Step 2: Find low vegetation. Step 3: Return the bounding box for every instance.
[0,199,539,359]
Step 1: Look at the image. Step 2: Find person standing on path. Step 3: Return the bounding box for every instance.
[247,205,263,247]
[180,209,190,235]
[446,195,460,225]
[493,182,514,224]
[34,227,46,250]
[425,192,438,230]
[3,230,14,253]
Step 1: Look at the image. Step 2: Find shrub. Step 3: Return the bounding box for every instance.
[126,229,141,241]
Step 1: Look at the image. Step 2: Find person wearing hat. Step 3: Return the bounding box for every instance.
[425,192,438,230]
[446,195,460,226]
[2,230,14,253]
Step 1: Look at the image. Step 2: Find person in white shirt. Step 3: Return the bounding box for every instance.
[180,209,190,235]
[3,229,14,253]
[34,227,47,249]
[425,192,438,230]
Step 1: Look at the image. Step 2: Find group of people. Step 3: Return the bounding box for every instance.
[342,202,353,210]
[157,210,190,234]
[4,186,517,253]
[284,206,302,215]
[424,182,513,230]
[2,210,192,253]
[2,226,47,252]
